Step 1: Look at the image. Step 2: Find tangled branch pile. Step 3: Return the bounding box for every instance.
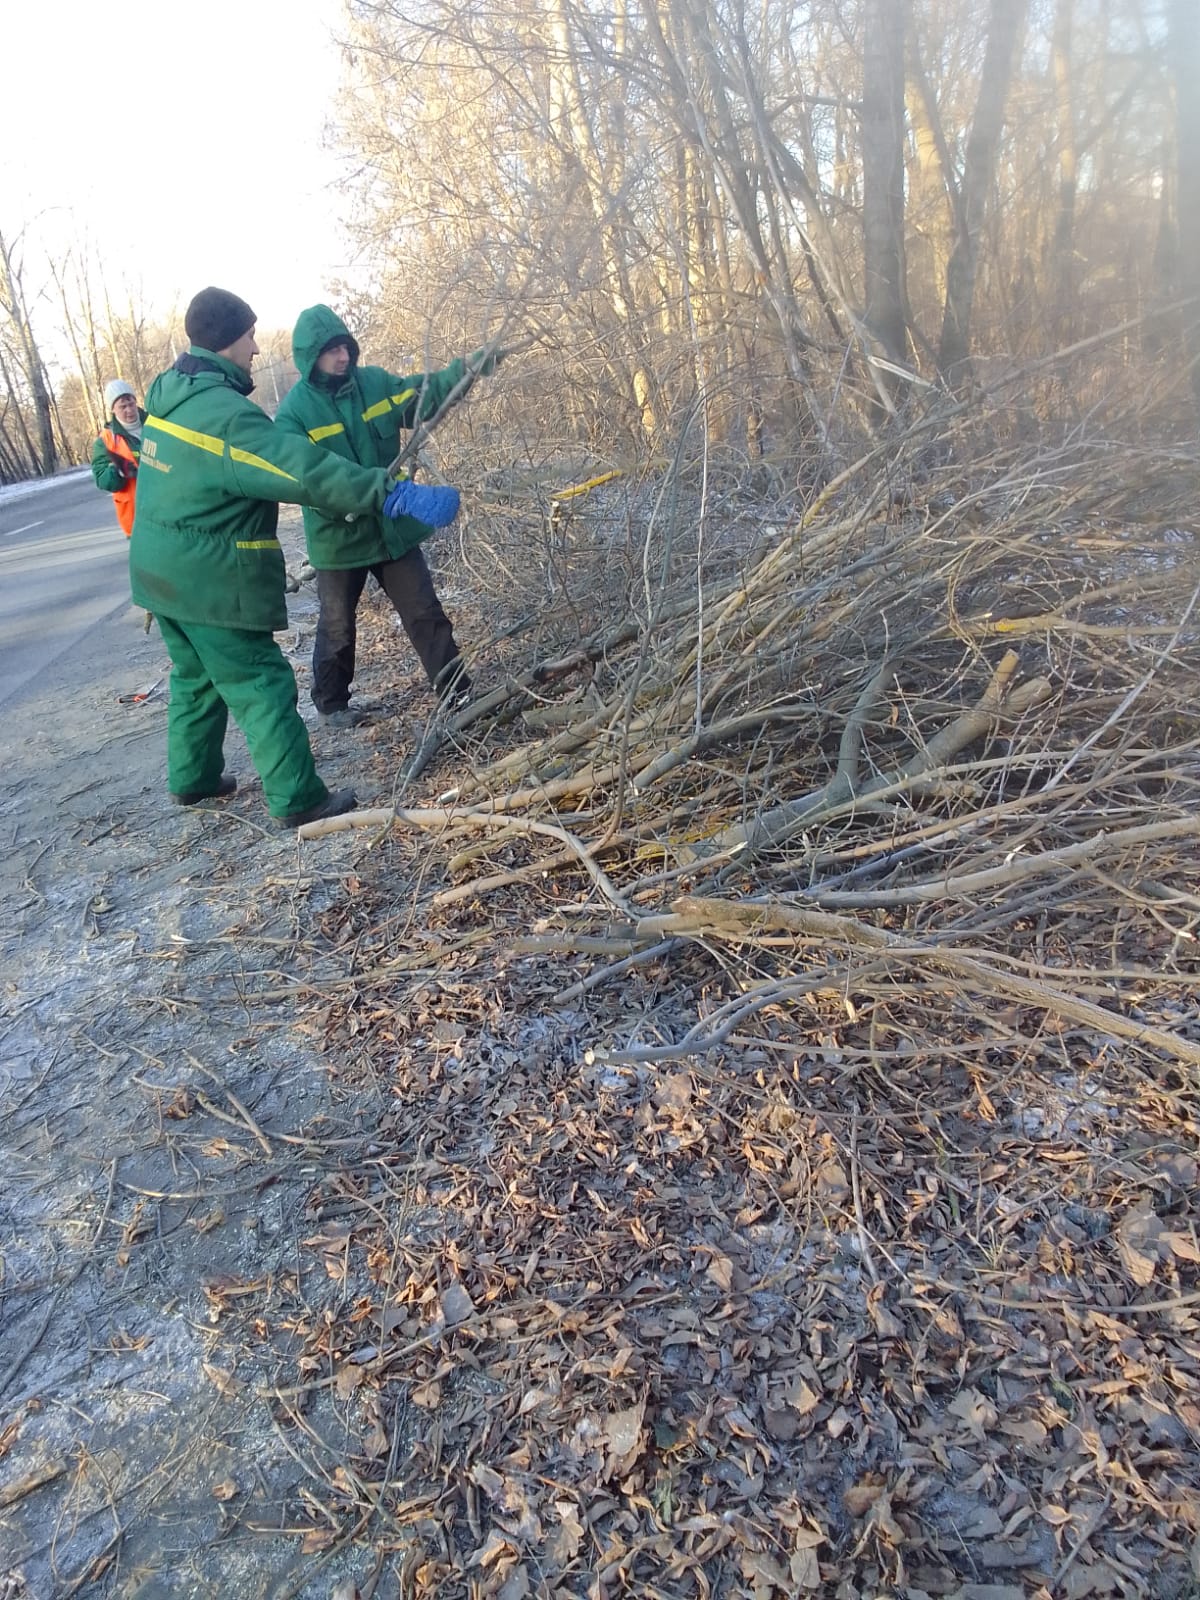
[267,395,1200,1596]
[320,399,1200,1076]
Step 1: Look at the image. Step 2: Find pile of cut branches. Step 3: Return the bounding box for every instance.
[258,397,1200,1596]
[316,402,1200,1078]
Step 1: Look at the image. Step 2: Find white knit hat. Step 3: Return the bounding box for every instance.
[104,379,136,411]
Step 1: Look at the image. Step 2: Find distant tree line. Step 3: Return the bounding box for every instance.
[330,0,1199,467]
[2,1,1197,486]
[0,226,299,485]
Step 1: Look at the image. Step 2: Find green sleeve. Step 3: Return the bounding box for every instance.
[221,401,388,517]
[387,358,468,428]
[273,393,305,437]
[91,432,124,493]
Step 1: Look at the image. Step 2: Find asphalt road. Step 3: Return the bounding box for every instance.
[0,469,134,710]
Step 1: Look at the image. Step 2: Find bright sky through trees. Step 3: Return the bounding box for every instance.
[3,0,355,347]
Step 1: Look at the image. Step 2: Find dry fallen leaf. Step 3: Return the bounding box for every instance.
[947,1387,998,1439]
[793,1380,821,1417]
[1116,1201,1169,1286]
[472,1528,518,1569]
[1167,1230,1200,1264]
[1039,1503,1073,1529]
[602,1398,647,1481]
[548,1500,585,1565]
[867,1283,905,1339]
[497,1566,531,1600]
[211,1478,237,1502]
[300,1528,336,1554]
[654,1072,693,1113]
[953,1586,1026,1600]
[335,1363,364,1400]
[764,1407,800,1441]
[843,1476,886,1517]
[605,1399,646,1458]
[741,1548,792,1598]
[441,1280,474,1327]
[790,1528,823,1591]
[704,1250,735,1293]
[201,1363,239,1399]
[469,1462,505,1498]
[165,1087,195,1119]
[815,1160,850,1205]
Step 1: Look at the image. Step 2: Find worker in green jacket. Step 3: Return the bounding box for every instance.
[274,304,501,729]
[130,286,443,829]
[91,379,145,537]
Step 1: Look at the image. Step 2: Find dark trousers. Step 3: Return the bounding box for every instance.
[311,548,466,713]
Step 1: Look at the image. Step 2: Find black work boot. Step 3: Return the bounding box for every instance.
[317,706,375,730]
[171,773,238,806]
[434,659,472,705]
[277,787,358,831]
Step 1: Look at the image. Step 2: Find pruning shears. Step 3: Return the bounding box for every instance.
[117,677,164,706]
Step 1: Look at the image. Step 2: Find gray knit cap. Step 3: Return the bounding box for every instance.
[104,379,136,412]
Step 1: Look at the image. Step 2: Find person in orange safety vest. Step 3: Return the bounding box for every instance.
[90,379,145,536]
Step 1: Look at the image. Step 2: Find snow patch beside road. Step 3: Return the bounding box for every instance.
[0,467,91,503]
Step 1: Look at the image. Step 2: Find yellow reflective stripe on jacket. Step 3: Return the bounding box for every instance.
[146,416,296,481]
[235,539,282,549]
[308,422,344,442]
[230,446,296,481]
[361,388,418,425]
[146,414,224,456]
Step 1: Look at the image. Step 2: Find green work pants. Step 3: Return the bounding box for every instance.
[156,615,328,819]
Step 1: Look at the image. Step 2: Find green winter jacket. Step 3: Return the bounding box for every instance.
[274,304,468,571]
[90,409,146,492]
[130,347,392,633]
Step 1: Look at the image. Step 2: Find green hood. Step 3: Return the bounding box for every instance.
[275,333,470,571]
[291,305,360,383]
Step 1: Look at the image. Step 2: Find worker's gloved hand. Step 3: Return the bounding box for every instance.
[383,477,461,528]
[470,344,504,377]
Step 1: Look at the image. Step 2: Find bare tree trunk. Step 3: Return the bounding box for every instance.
[1170,0,1200,414]
[0,348,39,476]
[639,0,830,456]
[1049,0,1077,344]
[0,229,57,475]
[49,253,101,437]
[549,0,660,440]
[905,61,950,332]
[76,257,109,415]
[937,0,1027,387]
[862,0,909,394]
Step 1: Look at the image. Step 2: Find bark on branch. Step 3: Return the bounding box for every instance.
[633,895,1200,1069]
[706,650,1050,860]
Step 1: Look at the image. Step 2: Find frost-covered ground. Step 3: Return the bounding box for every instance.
[0,510,406,1600]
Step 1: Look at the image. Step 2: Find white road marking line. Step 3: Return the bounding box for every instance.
[2,520,44,537]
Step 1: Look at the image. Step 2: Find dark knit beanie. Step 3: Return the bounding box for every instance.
[184,287,256,353]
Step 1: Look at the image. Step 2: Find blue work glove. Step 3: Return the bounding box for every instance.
[383,478,461,528]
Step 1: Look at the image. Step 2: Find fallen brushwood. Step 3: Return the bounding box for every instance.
[703,648,1053,862]
[611,894,1200,1069]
